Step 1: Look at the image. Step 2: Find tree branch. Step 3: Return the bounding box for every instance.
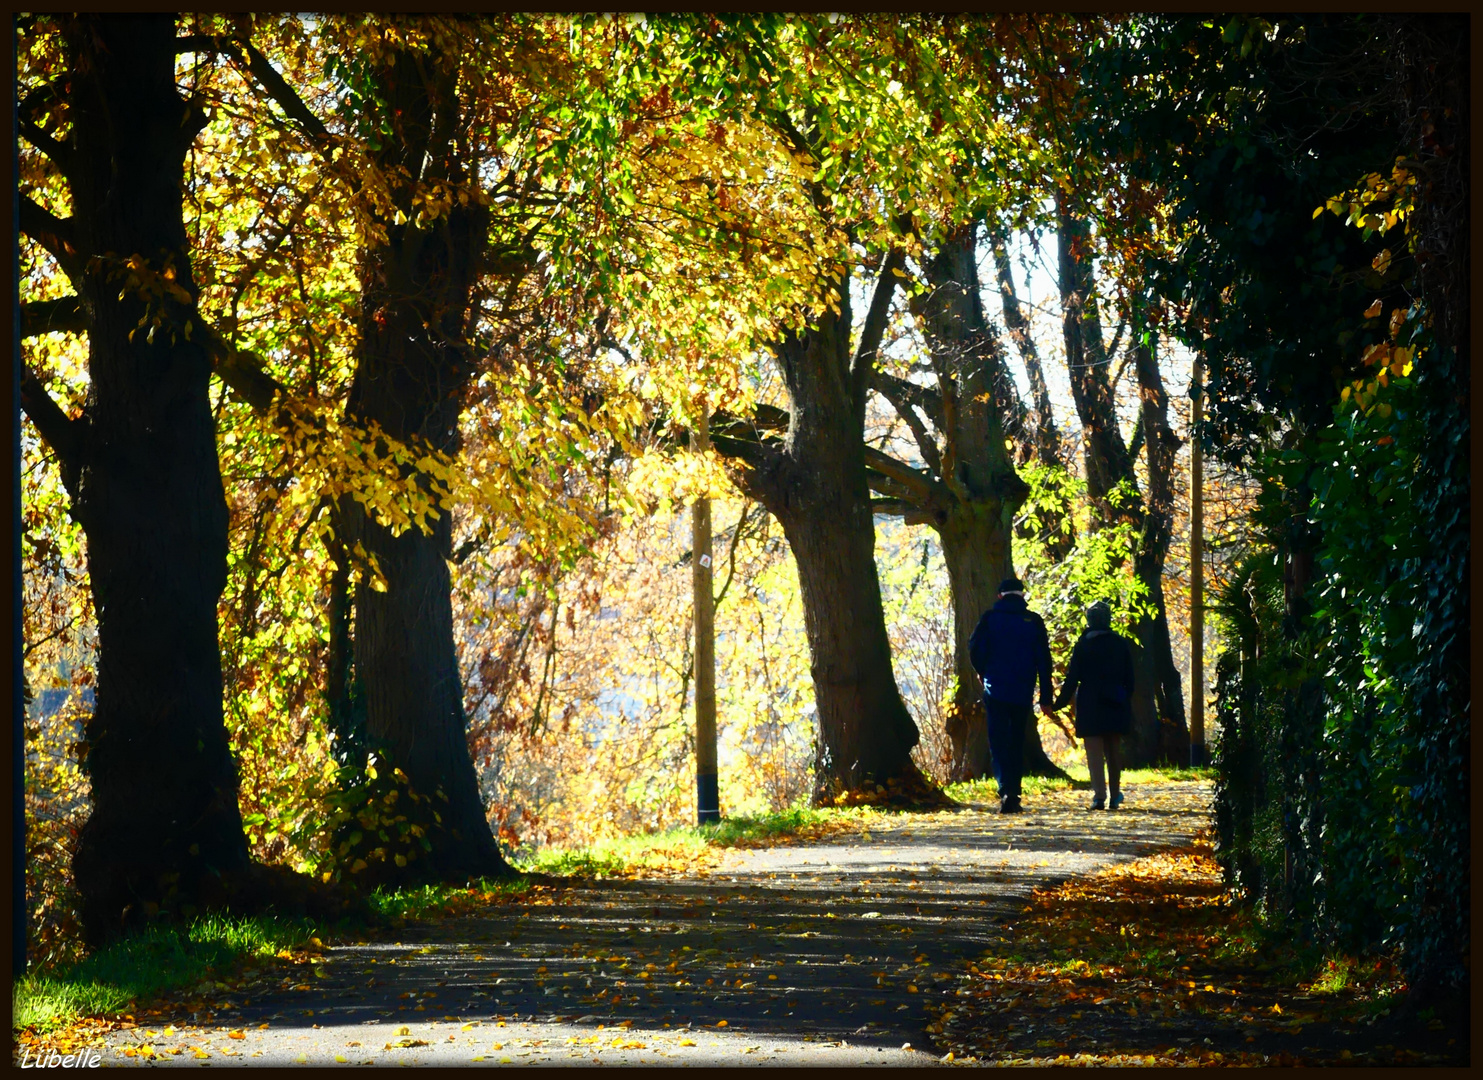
[849,247,906,412]
[19,196,83,279]
[226,37,332,148]
[19,366,84,488]
[870,370,943,478]
[175,33,226,55]
[197,322,286,411]
[708,424,793,507]
[21,296,86,339]
[871,368,944,429]
[18,76,67,120]
[861,444,939,505]
[1106,318,1127,366]
[18,116,72,174]
[869,497,935,527]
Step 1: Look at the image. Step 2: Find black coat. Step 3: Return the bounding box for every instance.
[1052,629,1135,737]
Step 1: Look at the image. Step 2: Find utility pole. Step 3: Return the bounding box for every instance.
[1189,353,1207,768]
[692,406,719,824]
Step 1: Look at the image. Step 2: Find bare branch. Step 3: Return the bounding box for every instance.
[20,366,84,489]
[850,247,906,410]
[19,196,84,279]
[870,370,943,478]
[21,296,86,339]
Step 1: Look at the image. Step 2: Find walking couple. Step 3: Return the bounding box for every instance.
[967,576,1133,814]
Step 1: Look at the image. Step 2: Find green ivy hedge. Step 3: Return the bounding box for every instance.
[1212,318,1468,997]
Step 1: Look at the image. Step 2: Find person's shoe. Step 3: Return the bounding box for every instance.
[1088,796,1105,811]
[1109,791,1124,810]
[1000,797,1024,814]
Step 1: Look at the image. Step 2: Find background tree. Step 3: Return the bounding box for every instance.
[1054,201,1189,766]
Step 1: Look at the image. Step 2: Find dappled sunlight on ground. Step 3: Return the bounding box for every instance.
[69,781,1213,1065]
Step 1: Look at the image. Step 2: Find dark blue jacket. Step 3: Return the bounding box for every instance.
[968,595,1054,709]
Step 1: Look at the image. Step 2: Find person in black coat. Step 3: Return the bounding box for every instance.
[968,576,1056,814]
[1052,601,1134,811]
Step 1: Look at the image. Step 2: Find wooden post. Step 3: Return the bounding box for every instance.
[1189,353,1207,767]
[693,407,719,824]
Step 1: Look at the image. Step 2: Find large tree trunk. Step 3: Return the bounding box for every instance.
[717,261,927,801]
[1055,199,1185,767]
[19,15,248,944]
[336,41,512,882]
[776,478,921,794]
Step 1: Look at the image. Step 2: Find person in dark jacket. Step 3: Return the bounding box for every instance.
[1052,601,1135,810]
[968,576,1055,814]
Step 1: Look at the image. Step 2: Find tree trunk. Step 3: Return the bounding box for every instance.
[1132,340,1190,761]
[776,481,922,795]
[25,15,256,944]
[985,220,1065,471]
[717,260,928,801]
[336,43,512,882]
[14,15,358,944]
[1055,202,1132,511]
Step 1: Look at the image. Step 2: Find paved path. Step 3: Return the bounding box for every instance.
[92,782,1210,1066]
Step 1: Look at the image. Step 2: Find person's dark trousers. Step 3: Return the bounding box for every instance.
[985,698,1031,805]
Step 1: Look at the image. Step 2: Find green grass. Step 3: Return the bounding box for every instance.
[943,774,1074,803]
[513,803,879,879]
[13,914,318,1033]
[365,875,532,923]
[945,764,1215,804]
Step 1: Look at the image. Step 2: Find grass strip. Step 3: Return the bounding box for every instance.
[13,913,318,1034]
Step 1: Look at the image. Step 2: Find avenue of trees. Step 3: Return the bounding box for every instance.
[18,14,1466,1000]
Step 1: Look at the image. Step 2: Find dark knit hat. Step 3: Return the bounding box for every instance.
[1086,601,1113,630]
[997,576,1025,594]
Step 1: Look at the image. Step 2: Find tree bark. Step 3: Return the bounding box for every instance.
[715,259,928,801]
[24,15,250,944]
[1055,198,1187,767]
[1055,202,1131,512]
[336,41,514,882]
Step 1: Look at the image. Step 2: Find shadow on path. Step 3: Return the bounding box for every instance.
[96,783,1211,1065]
